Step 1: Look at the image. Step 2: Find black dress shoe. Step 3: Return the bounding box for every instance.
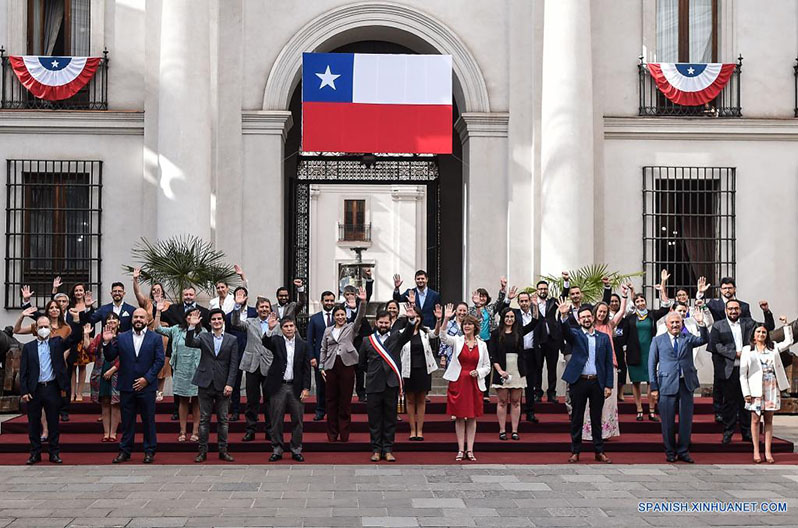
[269,453,282,462]
[677,454,695,464]
[195,452,207,463]
[142,453,154,464]
[741,433,753,443]
[60,414,69,422]
[722,432,733,445]
[357,394,367,402]
[26,454,41,465]
[229,413,240,422]
[292,453,305,462]
[242,431,255,442]
[546,392,557,403]
[313,413,325,421]
[666,455,676,463]
[714,414,723,423]
[48,454,62,464]
[219,452,235,462]
[525,412,539,423]
[533,393,542,403]
[112,452,130,464]
[170,412,179,421]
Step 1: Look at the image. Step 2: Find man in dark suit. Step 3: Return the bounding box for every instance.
[102,308,165,464]
[557,302,614,464]
[649,310,709,463]
[83,282,138,332]
[19,314,81,464]
[262,316,311,462]
[359,306,417,462]
[273,279,307,321]
[512,291,540,422]
[708,298,775,445]
[392,270,441,329]
[185,308,240,462]
[225,286,257,422]
[532,280,564,404]
[306,290,337,421]
[343,284,373,402]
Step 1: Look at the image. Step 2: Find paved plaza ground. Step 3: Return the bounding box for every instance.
[0,463,797,528]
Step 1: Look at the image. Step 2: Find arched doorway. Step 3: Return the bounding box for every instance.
[283,40,464,311]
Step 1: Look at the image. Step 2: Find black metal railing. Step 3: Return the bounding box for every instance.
[0,48,108,110]
[794,58,797,118]
[337,223,371,243]
[639,56,742,117]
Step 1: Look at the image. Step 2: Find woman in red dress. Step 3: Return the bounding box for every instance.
[439,304,491,461]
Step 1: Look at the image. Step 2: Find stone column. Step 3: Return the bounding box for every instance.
[156,0,212,240]
[539,0,595,273]
[455,113,510,298]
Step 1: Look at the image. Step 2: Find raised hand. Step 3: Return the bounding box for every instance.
[132,267,141,280]
[83,323,92,336]
[84,290,95,306]
[406,289,416,305]
[363,267,372,279]
[21,306,37,318]
[234,264,244,277]
[620,284,629,296]
[20,285,34,302]
[186,311,202,327]
[52,276,62,290]
[68,308,81,322]
[500,277,507,291]
[393,274,403,289]
[562,271,570,281]
[357,286,367,301]
[779,315,788,325]
[693,309,704,325]
[405,302,417,319]
[444,303,455,320]
[293,278,303,288]
[601,276,610,287]
[555,299,570,315]
[433,304,442,320]
[155,299,167,313]
[508,285,518,300]
[760,300,770,312]
[471,290,480,306]
[267,311,278,330]
[234,288,247,305]
[102,324,115,344]
[660,269,671,283]
[697,276,710,294]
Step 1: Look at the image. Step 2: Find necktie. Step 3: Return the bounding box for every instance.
[673,337,679,356]
[326,312,332,327]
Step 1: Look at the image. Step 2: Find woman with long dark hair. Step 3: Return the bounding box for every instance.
[489,307,538,440]
[89,312,121,442]
[400,312,439,441]
[740,319,793,463]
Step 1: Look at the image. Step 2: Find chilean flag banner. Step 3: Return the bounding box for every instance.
[302,52,452,154]
[647,63,736,106]
[8,56,101,101]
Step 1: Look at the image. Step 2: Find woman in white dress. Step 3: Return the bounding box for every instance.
[740,318,793,464]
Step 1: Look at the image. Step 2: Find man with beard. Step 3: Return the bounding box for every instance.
[102,308,165,464]
[306,290,337,421]
[709,298,775,445]
[557,301,614,464]
[83,282,138,332]
[359,305,418,462]
[533,280,563,404]
[274,279,306,321]
[511,291,539,422]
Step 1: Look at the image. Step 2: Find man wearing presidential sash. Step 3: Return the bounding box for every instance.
[358,304,418,462]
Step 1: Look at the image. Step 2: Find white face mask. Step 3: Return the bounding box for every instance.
[37,327,51,340]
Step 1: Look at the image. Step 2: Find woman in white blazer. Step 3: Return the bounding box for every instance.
[739,318,793,464]
[400,316,439,441]
[438,304,491,461]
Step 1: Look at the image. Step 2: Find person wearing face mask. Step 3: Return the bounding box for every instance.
[19,314,82,464]
[319,288,367,442]
[230,295,276,442]
[740,319,793,464]
[307,291,338,422]
[102,308,165,464]
[709,298,775,446]
[359,304,418,462]
[557,301,614,464]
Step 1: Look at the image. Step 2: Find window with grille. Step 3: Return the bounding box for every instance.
[642,166,735,305]
[5,160,102,309]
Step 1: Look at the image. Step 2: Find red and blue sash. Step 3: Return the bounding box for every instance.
[368,333,403,394]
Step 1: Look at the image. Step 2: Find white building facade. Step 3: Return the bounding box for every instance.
[0,0,796,323]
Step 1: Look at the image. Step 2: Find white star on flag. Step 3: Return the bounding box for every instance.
[316,65,341,90]
[687,67,695,75]
[51,60,59,67]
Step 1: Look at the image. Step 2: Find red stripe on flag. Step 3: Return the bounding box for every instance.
[302,102,452,154]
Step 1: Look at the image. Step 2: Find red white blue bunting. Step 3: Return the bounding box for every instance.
[8,56,101,101]
[647,63,736,106]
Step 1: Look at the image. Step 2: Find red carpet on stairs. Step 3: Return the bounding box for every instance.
[0,396,793,465]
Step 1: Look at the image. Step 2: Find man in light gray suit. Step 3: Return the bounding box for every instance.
[230,292,278,442]
[649,310,708,464]
[185,308,240,462]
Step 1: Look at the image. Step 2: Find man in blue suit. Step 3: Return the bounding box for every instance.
[102,307,165,464]
[392,270,441,329]
[649,310,708,464]
[20,314,81,464]
[306,290,337,421]
[557,301,614,464]
[83,282,138,332]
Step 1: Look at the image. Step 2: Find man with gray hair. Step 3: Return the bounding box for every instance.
[648,310,708,463]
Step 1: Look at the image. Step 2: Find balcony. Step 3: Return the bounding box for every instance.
[337,222,372,248]
[0,48,108,110]
[638,56,742,117]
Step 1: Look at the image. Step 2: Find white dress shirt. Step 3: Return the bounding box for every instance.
[132,328,147,357]
[728,319,743,367]
[519,309,535,350]
[283,337,296,381]
[210,293,236,314]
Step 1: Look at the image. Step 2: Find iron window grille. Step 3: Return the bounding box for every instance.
[642,166,735,306]
[794,57,798,118]
[5,159,102,309]
[0,48,108,110]
[638,56,742,117]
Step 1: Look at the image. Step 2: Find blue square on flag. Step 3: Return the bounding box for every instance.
[302,53,354,103]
